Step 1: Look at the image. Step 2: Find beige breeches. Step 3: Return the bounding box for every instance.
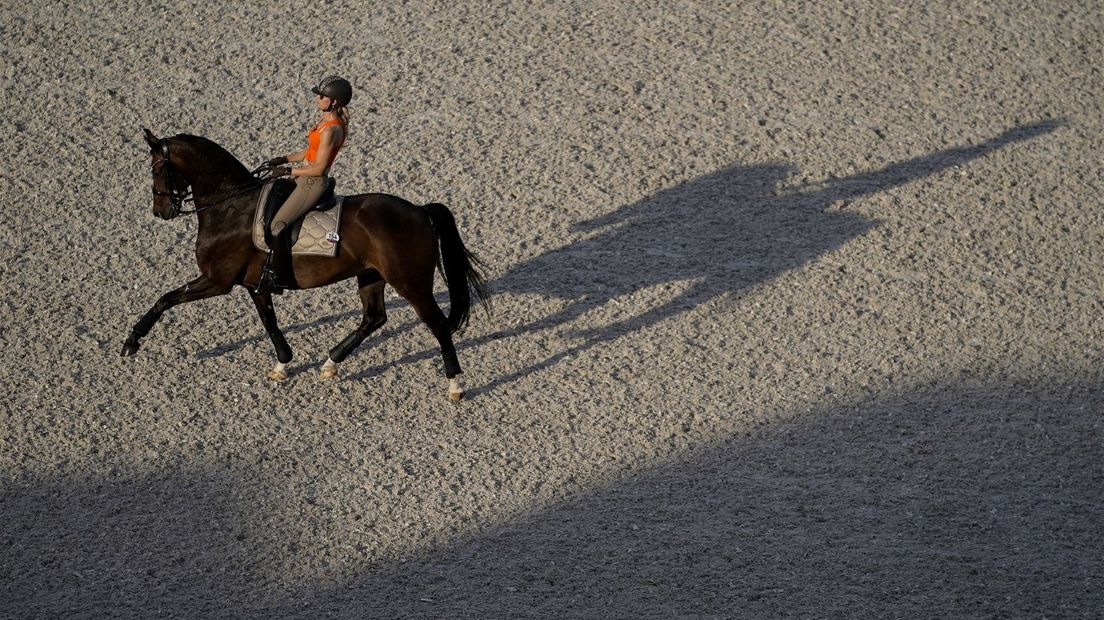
[271,174,328,236]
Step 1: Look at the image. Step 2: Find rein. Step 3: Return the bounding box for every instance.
[152,139,268,216]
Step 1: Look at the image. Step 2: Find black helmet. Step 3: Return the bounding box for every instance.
[311,76,352,107]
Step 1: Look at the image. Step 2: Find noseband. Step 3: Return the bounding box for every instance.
[151,140,196,216]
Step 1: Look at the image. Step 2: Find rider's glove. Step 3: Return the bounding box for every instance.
[269,166,292,178]
[264,155,289,167]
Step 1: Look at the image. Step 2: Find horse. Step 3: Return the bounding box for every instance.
[122,128,490,400]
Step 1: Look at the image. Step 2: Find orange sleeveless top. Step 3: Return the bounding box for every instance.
[305,118,345,169]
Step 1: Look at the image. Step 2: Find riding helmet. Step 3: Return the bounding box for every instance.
[312,76,353,107]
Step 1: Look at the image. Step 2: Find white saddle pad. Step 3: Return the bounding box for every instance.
[252,181,344,257]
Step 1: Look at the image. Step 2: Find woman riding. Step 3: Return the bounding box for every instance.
[256,75,352,293]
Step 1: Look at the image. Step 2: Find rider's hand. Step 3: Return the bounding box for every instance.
[264,155,288,167]
[270,166,292,178]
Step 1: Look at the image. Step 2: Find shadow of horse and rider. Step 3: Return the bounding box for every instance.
[206,119,1064,388]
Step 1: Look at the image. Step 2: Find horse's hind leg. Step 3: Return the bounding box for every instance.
[247,289,294,381]
[402,287,465,401]
[321,272,387,380]
[121,275,229,356]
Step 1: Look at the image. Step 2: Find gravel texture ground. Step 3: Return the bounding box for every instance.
[1,1,1102,617]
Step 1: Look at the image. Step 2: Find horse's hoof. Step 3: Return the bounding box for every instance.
[267,369,288,382]
[121,340,140,357]
[448,377,464,401]
[320,366,338,380]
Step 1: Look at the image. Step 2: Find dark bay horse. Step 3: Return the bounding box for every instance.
[123,128,490,400]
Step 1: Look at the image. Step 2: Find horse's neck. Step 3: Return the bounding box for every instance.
[188,162,251,196]
[175,139,251,196]
[187,157,258,236]
[195,186,260,252]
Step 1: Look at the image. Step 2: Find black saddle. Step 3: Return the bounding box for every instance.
[261,177,338,247]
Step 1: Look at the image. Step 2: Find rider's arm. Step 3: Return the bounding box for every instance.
[292,126,343,177]
[284,148,308,163]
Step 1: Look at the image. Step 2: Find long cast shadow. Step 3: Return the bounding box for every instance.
[347,119,1064,387]
[194,309,420,361]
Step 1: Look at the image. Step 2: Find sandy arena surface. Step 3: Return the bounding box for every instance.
[1,1,1102,617]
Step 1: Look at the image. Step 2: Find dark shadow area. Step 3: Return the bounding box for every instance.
[346,119,1065,386]
[0,471,278,617]
[298,378,1102,617]
[6,377,1098,617]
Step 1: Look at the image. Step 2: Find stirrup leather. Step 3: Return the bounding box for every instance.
[254,248,288,294]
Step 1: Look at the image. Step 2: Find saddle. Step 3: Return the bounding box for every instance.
[252,178,344,257]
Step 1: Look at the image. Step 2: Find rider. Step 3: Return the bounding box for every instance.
[256,75,352,293]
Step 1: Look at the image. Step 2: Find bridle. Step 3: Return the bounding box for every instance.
[151,140,197,215]
[150,139,266,216]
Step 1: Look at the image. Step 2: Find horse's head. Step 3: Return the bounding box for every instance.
[142,128,191,220]
[142,128,255,219]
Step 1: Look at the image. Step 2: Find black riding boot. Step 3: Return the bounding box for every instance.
[256,229,294,294]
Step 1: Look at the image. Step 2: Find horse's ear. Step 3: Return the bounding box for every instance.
[142,127,159,149]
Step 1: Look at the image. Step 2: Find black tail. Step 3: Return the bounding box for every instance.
[424,203,491,334]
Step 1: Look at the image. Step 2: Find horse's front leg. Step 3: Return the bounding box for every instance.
[247,289,293,381]
[121,275,229,356]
